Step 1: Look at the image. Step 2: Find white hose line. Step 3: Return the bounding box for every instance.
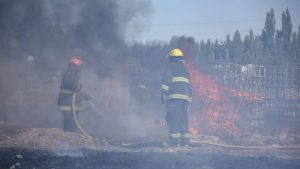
[72,93,93,139]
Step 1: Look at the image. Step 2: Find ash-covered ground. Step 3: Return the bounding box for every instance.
[0,122,300,169]
[1,148,300,169]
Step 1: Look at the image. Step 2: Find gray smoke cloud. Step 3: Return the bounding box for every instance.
[0,0,159,141]
[0,0,153,62]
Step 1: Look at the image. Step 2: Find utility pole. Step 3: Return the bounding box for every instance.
[226,48,229,64]
[217,41,229,63]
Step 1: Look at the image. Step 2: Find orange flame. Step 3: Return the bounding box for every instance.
[189,126,198,135]
[186,61,261,138]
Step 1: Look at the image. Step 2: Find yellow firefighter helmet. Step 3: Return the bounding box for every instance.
[167,48,184,58]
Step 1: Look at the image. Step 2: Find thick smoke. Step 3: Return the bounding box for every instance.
[0,0,152,65]
[0,0,156,141]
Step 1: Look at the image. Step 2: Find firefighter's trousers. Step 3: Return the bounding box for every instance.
[62,111,78,132]
[166,99,189,146]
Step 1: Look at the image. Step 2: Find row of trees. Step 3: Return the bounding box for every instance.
[129,8,300,66]
[0,5,299,74]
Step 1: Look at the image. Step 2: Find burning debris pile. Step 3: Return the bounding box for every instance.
[185,60,300,147]
[187,61,266,140]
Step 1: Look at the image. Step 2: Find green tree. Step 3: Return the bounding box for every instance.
[275,29,283,59]
[281,8,293,55]
[262,8,276,58]
[199,40,214,66]
[214,40,226,62]
[291,32,297,63]
[296,26,300,64]
[254,36,264,64]
[232,30,243,63]
[244,29,256,63]
[205,39,215,63]
[199,39,212,62]
[275,8,293,64]
[225,34,232,63]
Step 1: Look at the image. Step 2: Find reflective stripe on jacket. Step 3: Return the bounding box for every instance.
[58,106,83,111]
[161,61,192,102]
[58,69,82,111]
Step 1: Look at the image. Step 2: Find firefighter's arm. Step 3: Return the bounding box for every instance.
[161,70,171,104]
[161,92,167,104]
[187,72,192,98]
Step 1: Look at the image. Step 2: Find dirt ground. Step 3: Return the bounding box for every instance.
[0,122,300,169]
[1,147,300,169]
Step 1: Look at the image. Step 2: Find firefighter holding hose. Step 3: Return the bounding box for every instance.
[161,48,192,147]
[58,58,91,132]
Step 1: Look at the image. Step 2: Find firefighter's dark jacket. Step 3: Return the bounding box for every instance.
[58,65,83,112]
[161,60,192,103]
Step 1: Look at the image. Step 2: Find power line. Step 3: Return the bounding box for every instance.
[149,19,265,27]
[126,19,265,28]
[139,28,263,38]
[135,28,264,42]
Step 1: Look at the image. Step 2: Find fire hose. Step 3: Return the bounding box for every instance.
[72,93,93,139]
[191,140,300,149]
[190,135,300,149]
[70,93,299,149]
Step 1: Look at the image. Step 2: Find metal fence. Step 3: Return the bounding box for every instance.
[213,63,300,117]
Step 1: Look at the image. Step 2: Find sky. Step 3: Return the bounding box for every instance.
[133,0,300,43]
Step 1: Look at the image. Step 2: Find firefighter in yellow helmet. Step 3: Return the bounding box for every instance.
[57,58,90,131]
[161,48,192,146]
